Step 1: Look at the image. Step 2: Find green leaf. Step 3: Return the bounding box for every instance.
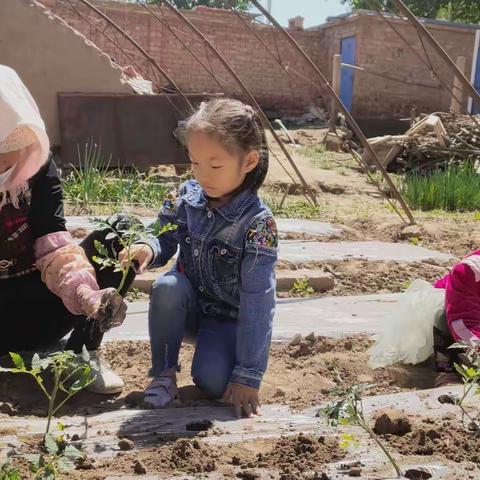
[31,353,41,371]
[70,367,95,392]
[25,454,42,468]
[31,353,52,372]
[81,346,90,362]
[94,240,109,257]
[92,255,103,265]
[57,456,75,472]
[64,445,83,460]
[56,421,65,431]
[9,352,25,370]
[339,432,360,449]
[466,367,477,378]
[44,434,59,455]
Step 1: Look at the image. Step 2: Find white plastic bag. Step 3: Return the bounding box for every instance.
[368,279,445,369]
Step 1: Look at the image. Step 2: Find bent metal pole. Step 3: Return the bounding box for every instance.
[157,0,318,205]
[250,0,415,225]
[393,0,480,111]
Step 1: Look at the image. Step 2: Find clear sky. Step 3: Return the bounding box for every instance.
[253,0,351,28]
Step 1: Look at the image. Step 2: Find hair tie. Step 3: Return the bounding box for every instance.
[244,105,255,118]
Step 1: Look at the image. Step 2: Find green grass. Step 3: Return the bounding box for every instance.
[262,193,323,219]
[402,163,480,212]
[62,169,169,213]
[62,143,170,214]
[289,278,314,297]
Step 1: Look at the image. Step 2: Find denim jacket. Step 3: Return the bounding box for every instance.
[143,180,277,389]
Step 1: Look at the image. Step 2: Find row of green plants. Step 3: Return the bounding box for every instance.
[401,162,480,212]
[67,142,480,216]
[61,143,169,213]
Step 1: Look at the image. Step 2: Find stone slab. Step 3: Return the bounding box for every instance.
[278,240,455,265]
[66,216,342,239]
[133,269,335,293]
[107,293,403,343]
[275,269,335,292]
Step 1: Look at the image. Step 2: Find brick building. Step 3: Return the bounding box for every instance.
[314,10,480,122]
[40,1,480,125]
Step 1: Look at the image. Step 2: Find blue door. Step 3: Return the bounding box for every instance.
[340,36,356,112]
[473,41,480,115]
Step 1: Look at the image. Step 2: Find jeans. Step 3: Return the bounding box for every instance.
[149,270,237,398]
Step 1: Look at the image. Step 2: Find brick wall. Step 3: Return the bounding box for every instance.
[348,14,476,118]
[39,1,479,120]
[41,0,329,115]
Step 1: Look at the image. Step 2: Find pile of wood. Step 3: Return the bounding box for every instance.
[362,113,480,173]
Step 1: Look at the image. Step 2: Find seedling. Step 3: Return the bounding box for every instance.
[0,350,95,437]
[320,384,403,478]
[26,431,83,480]
[290,277,314,297]
[91,215,176,295]
[450,341,480,432]
[0,461,21,480]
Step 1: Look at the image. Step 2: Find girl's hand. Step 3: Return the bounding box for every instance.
[223,383,262,419]
[118,244,153,274]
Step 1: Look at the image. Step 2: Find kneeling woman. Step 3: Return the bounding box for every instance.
[0,65,132,394]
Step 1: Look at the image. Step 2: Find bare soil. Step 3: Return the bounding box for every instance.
[385,414,480,468]
[0,336,434,420]
[35,433,343,479]
[14,129,480,478]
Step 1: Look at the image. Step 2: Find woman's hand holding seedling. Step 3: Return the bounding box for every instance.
[94,288,128,332]
[77,285,127,332]
[118,244,154,274]
[223,383,262,419]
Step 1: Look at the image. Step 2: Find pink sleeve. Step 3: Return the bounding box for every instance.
[34,231,103,316]
[434,276,447,289]
[445,260,480,342]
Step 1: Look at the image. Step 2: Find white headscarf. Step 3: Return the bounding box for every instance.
[0,65,50,208]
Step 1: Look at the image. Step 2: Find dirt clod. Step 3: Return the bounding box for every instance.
[437,394,458,404]
[118,438,134,451]
[348,467,362,477]
[0,403,15,416]
[133,459,147,475]
[260,434,344,475]
[404,467,433,480]
[290,334,303,346]
[237,471,260,479]
[185,419,214,431]
[373,408,412,436]
[305,332,316,343]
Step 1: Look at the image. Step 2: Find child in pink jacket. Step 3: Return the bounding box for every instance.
[433,250,480,383]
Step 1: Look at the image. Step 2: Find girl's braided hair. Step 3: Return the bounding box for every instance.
[185,98,268,192]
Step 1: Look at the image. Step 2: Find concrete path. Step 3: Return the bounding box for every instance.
[279,240,455,265]
[66,216,343,239]
[0,385,465,458]
[105,293,403,343]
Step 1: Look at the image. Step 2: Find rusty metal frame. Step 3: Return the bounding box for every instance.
[76,0,194,113]
[134,1,304,193]
[42,0,316,204]
[136,1,238,94]
[150,0,318,205]
[42,0,194,115]
[249,0,415,224]
[392,0,480,110]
